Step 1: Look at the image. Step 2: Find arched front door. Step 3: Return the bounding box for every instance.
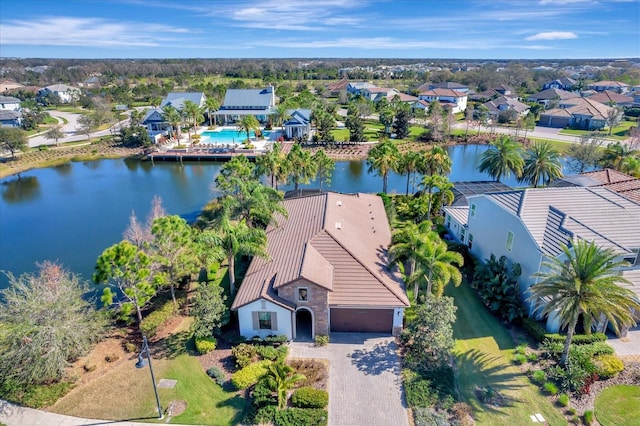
[295,308,313,341]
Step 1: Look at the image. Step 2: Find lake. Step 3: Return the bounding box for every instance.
[0,144,564,289]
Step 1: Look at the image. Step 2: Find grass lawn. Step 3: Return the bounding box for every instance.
[595,385,640,425]
[52,318,245,425]
[558,120,635,141]
[445,283,566,425]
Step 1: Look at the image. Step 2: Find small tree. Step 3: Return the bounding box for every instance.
[605,106,622,135]
[77,114,97,141]
[393,106,411,139]
[260,362,306,409]
[0,127,27,159]
[44,125,65,146]
[345,103,365,142]
[191,282,228,339]
[567,132,605,173]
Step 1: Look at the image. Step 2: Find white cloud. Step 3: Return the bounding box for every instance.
[0,17,193,47]
[525,31,578,40]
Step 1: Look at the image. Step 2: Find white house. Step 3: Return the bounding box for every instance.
[214,86,276,124]
[142,92,207,139]
[443,186,640,335]
[418,88,468,114]
[0,95,21,112]
[283,108,311,140]
[38,84,81,103]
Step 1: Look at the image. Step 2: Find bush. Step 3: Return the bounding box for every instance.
[515,344,528,355]
[273,408,328,426]
[413,407,450,426]
[584,410,595,425]
[195,336,217,354]
[557,393,570,407]
[231,360,271,390]
[450,402,473,424]
[573,341,614,357]
[531,370,546,384]
[522,317,547,342]
[594,354,624,379]
[140,301,175,337]
[527,352,538,362]
[254,404,277,424]
[543,382,559,395]
[292,387,329,408]
[124,342,137,353]
[404,370,439,408]
[255,345,279,361]
[264,334,288,346]
[315,335,329,347]
[545,333,606,345]
[252,379,276,407]
[232,343,258,368]
[206,366,225,386]
[513,354,527,365]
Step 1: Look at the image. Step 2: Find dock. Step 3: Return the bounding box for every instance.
[146,143,294,163]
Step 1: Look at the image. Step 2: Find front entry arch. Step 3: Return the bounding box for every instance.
[295,308,314,341]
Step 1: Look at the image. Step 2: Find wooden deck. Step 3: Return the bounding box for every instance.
[146,143,294,162]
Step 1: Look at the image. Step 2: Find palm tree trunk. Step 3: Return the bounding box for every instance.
[426,186,434,219]
[426,270,433,296]
[405,173,410,196]
[561,317,578,367]
[229,254,236,298]
[414,279,419,303]
[383,172,388,194]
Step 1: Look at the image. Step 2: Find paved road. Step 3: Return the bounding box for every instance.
[290,333,409,426]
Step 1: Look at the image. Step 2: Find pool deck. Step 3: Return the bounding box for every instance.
[147,142,294,162]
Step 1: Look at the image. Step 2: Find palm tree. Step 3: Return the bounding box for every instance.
[273,104,292,129]
[260,362,306,409]
[182,100,204,143]
[388,220,434,278]
[237,115,260,143]
[205,97,220,127]
[286,143,316,191]
[478,135,524,182]
[620,155,640,177]
[530,240,640,367]
[367,139,400,194]
[601,142,635,171]
[313,149,335,191]
[162,105,182,140]
[518,141,563,188]
[410,234,463,301]
[418,146,452,177]
[397,151,421,196]
[256,143,289,190]
[419,174,454,220]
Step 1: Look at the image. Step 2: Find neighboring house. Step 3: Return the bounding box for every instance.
[0,110,21,128]
[587,90,635,108]
[215,86,276,124]
[443,186,640,335]
[539,97,614,130]
[417,82,470,93]
[587,80,630,94]
[360,87,418,104]
[326,78,349,97]
[525,88,580,108]
[0,80,24,93]
[418,88,468,113]
[542,77,577,91]
[550,168,640,203]
[493,84,514,96]
[283,108,311,140]
[346,82,376,96]
[0,95,22,112]
[142,92,207,138]
[38,84,81,103]
[231,192,410,340]
[483,96,529,119]
[161,92,206,110]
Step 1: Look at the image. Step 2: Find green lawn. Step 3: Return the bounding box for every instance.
[445,283,566,425]
[595,385,640,425]
[559,120,635,141]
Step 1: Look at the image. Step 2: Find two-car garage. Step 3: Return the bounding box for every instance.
[329,308,394,334]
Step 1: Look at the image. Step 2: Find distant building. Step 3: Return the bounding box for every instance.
[214,86,276,124]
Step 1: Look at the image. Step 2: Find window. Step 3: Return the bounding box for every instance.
[298,287,308,302]
[468,234,474,249]
[460,228,466,242]
[258,312,272,329]
[445,215,451,228]
[470,204,476,218]
[506,231,514,252]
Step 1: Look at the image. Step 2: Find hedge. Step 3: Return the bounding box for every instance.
[140,301,175,337]
[521,317,547,342]
[231,360,271,390]
[544,333,606,345]
[273,408,328,426]
[206,366,225,386]
[594,354,624,379]
[292,387,329,408]
[195,336,217,354]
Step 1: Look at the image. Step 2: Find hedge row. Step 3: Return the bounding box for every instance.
[231,360,271,390]
[291,387,329,409]
[140,301,175,337]
[521,317,607,345]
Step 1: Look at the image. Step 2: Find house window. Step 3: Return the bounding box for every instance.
[298,287,308,302]
[470,204,476,218]
[460,228,466,242]
[506,231,514,252]
[259,312,272,329]
[468,234,474,249]
[445,215,451,228]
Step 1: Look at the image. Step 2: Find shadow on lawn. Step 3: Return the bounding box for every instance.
[153,330,194,360]
[216,394,248,425]
[350,340,400,376]
[456,348,525,415]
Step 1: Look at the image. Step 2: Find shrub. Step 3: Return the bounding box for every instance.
[264,334,288,346]
[573,342,614,357]
[450,402,473,424]
[231,360,271,390]
[557,393,570,407]
[254,404,277,424]
[206,366,225,386]
[568,407,577,415]
[273,408,328,426]
[255,345,279,361]
[527,352,538,362]
[403,370,439,408]
[593,354,624,379]
[140,301,175,337]
[292,387,329,408]
[531,370,546,384]
[195,336,217,354]
[252,379,276,406]
[543,382,559,395]
[124,342,137,353]
[515,344,527,355]
[584,410,595,425]
[544,333,606,345]
[413,407,450,426]
[513,354,527,365]
[232,343,258,368]
[522,317,547,342]
[315,335,330,347]
[104,354,119,363]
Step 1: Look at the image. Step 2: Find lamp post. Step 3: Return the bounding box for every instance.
[136,335,164,420]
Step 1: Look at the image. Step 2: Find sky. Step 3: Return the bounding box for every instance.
[0,0,639,59]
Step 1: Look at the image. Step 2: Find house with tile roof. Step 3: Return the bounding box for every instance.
[326,78,349,96]
[586,90,635,107]
[443,186,640,335]
[525,88,580,108]
[550,168,640,203]
[483,96,529,119]
[542,77,577,91]
[418,88,468,113]
[587,80,630,94]
[417,82,470,93]
[0,80,24,93]
[38,84,80,103]
[231,192,410,340]
[214,86,276,124]
[539,97,614,130]
[346,82,376,96]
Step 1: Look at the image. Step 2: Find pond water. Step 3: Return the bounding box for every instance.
[0,144,569,289]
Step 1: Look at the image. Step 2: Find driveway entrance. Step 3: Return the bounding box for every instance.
[289,333,408,426]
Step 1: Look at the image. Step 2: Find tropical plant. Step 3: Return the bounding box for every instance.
[182,100,204,143]
[256,142,289,189]
[472,254,524,323]
[162,105,182,140]
[237,115,260,143]
[478,135,524,182]
[530,240,640,366]
[388,220,435,279]
[419,174,454,219]
[313,149,335,191]
[367,139,400,194]
[259,362,306,409]
[286,143,316,191]
[518,141,563,187]
[601,141,636,171]
[379,108,395,136]
[205,97,219,127]
[273,103,292,128]
[410,234,463,299]
[566,132,605,173]
[397,151,421,196]
[418,146,452,177]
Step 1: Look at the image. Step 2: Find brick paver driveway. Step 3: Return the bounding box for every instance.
[289,333,409,426]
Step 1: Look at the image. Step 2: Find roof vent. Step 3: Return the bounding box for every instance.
[335,222,342,230]
[337,200,342,206]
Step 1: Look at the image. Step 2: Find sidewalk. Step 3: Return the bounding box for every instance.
[0,399,191,426]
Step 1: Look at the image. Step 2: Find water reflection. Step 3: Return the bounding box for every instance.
[348,160,363,178]
[53,163,72,175]
[82,159,102,170]
[1,175,41,203]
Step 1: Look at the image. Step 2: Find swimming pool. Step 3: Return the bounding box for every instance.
[200,129,270,144]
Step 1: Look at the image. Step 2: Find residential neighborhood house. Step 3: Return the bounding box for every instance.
[483,96,529,119]
[550,168,640,203]
[587,80,630,93]
[542,77,577,91]
[283,108,311,140]
[214,86,276,124]
[525,88,580,108]
[539,97,615,130]
[142,92,207,140]
[0,95,22,127]
[38,83,81,103]
[586,90,635,108]
[231,192,410,341]
[418,88,468,114]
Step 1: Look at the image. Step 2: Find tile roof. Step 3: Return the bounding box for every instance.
[588,81,629,88]
[588,90,634,105]
[418,82,468,92]
[543,97,613,121]
[480,187,640,257]
[44,84,79,92]
[232,192,410,310]
[526,88,580,101]
[484,96,529,114]
[420,88,467,98]
[550,169,640,203]
[621,268,640,301]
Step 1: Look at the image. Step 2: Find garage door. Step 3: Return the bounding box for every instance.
[330,308,393,333]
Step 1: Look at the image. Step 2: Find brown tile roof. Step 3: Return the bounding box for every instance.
[419,88,467,98]
[588,90,634,105]
[326,78,349,91]
[543,97,612,120]
[231,192,410,310]
[589,80,629,88]
[550,169,640,203]
[582,168,637,184]
[388,92,418,102]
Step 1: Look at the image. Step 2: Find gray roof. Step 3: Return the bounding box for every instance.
[0,110,21,120]
[221,87,275,110]
[444,206,469,226]
[160,92,206,110]
[44,84,79,92]
[232,192,410,311]
[451,180,512,206]
[284,108,311,126]
[484,96,530,114]
[0,95,21,103]
[477,187,640,257]
[526,88,579,101]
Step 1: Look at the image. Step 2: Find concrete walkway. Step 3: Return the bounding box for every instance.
[289,333,409,426]
[606,324,640,357]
